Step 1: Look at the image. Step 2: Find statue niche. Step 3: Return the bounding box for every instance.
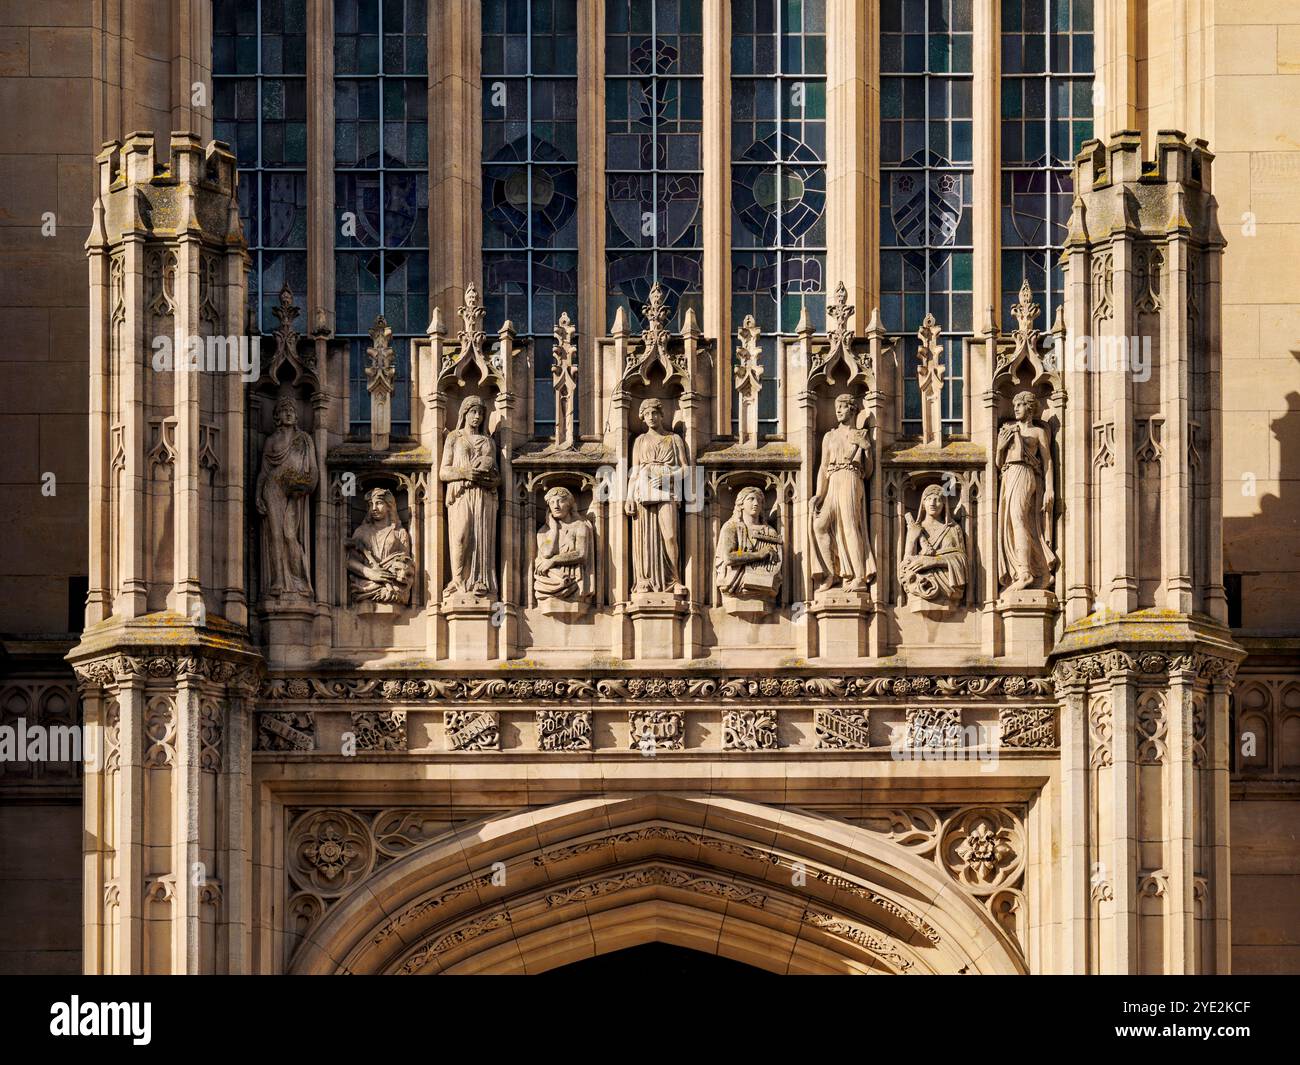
[257,394,318,600]
[625,396,689,596]
[346,487,415,607]
[900,483,967,614]
[441,393,500,600]
[996,389,1056,593]
[533,486,595,615]
[811,392,876,595]
[714,485,783,617]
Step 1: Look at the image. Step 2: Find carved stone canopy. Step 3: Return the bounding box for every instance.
[620,282,695,386]
[264,283,318,390]
[807,282,874,389]
[441,282,505,388]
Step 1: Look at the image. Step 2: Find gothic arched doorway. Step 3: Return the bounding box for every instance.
[289,794,1026,975]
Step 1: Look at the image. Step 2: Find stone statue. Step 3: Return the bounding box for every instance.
[625,397,689,595]
[996,390,1057,592]
[345,488,415,606]
[256,395,317,598]
[811,393,875,594]
[441,394,500,599]
[714,486,782,611]
[900,483,967,613]
[533,486,594,608]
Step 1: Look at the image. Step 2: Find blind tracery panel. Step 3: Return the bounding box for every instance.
[605,0,705,331]
[880,0,972,437]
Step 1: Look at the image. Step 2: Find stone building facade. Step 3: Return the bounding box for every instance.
[0,0,1297,975]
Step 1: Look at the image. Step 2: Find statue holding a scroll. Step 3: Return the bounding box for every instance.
[715,486,782,612]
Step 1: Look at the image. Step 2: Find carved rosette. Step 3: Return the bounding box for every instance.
[940,809,1025,897]
[722,709,779,751]
[288,810,374,897]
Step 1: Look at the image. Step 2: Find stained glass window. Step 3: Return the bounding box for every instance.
[731,0,826,437]
[213,0,308,334]
[1000,0,1093,327]
[483,0,579,440]
[606,0,704,331]
[334,0,428,437]
[880,0,972,436]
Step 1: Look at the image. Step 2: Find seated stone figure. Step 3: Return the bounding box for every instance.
[533,486,594,612]
[714,486,783,615]
[900,483,967,614]
[346,488,415,606]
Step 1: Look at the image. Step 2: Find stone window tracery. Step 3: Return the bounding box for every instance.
[214,0,309,333]
[999,0,1094,326]
[334,0,428,437]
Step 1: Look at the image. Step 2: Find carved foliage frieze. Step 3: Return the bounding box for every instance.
[261,672,1055,704]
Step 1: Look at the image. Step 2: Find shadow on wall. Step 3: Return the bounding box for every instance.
[1223,351,1300,632]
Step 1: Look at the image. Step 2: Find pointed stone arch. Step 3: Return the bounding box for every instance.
[289,794,1027,975]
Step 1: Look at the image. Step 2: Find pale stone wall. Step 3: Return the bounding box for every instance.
[1231,798,1300,974]
[1197,2,1300,633]
[0,1,95,635]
